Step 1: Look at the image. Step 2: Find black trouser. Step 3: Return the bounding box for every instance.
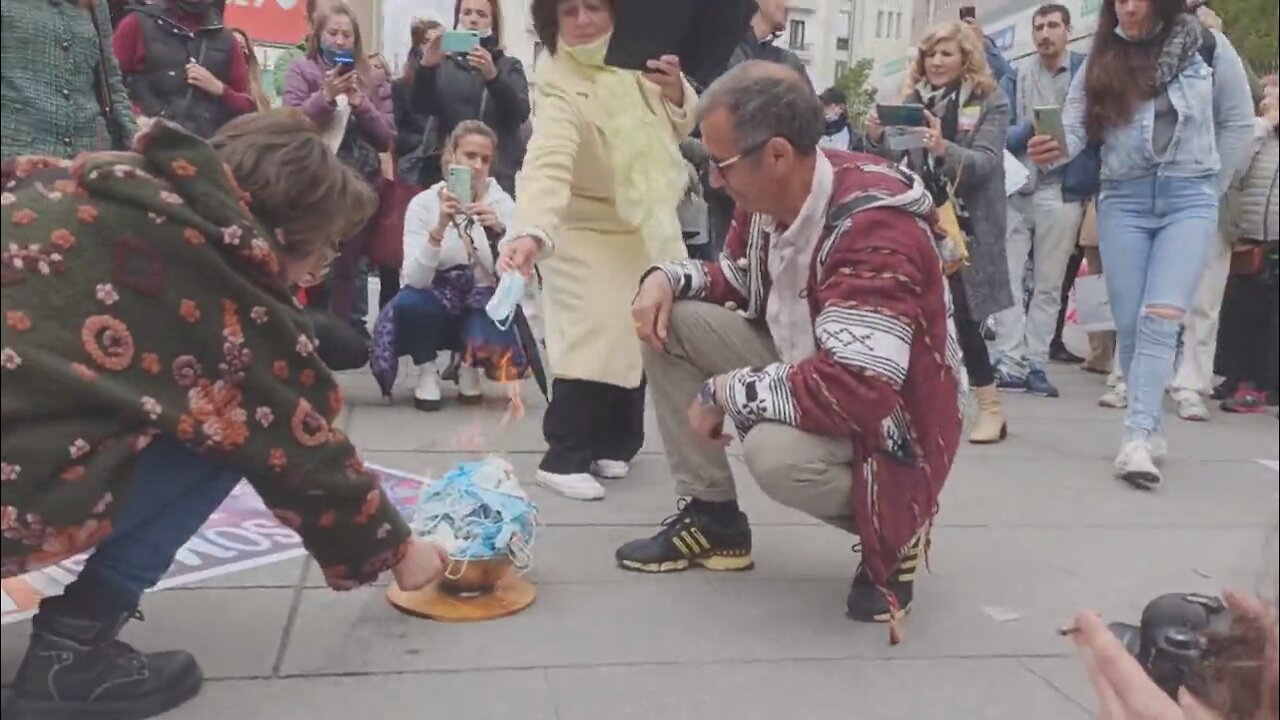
[540,377,646,474]
[377,264,400,310]
[1216,268,1280,392]
[1052,246,1085,350]
[949,274,996,388]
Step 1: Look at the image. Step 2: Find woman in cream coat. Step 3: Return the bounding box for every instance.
[499,0,696,501]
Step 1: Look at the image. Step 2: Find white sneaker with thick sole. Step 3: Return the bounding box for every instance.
[414,364,442,412]
[1147,434,1168,466]
[1115,439,1161,489]
[535,470,605,501]
[590,459,630,479]
[457,365,483,404]
[1171,390,1210,422]
[1099,382,1128,408]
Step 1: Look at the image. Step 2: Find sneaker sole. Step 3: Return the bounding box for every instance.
[1026,388,1060,398]
[617,554,755,573]
[413,398,442,412]
[1119,469,1161,490]
[533,474,605,501]
[590,467,630,480]
[6,663,203,720]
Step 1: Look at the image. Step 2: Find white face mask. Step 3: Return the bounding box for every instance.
[476,27,493,39]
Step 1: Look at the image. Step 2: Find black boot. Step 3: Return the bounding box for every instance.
[846,535,923,623]
[5,595,203,720]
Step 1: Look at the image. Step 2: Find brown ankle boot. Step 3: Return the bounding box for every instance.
[968,384,1007,444]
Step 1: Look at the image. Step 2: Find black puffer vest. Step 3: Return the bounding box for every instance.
[127,7,235,138]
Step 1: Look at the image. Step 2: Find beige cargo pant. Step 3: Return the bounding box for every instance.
[642,301,858,534]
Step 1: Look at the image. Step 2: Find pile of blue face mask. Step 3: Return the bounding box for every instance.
[410,458,538,565]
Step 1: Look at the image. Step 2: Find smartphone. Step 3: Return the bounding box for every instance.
[959,5,976,20]
[441,29,480,55]
[1033,105,1067,147]
[447,165,474,205]
[333,49,356,75]
[877,103,928,128]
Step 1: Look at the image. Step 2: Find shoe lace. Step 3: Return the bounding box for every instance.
[657,498,696,532]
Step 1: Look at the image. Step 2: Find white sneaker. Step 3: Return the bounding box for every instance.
[1147,434,1168,466]
[1099,382,1128,408]
[1171,390,1210,422]
[1114,439,1161,489]
[535,470,605,501]
[457,365,483,404]
[413,364,442,411]
[590,459,630,479]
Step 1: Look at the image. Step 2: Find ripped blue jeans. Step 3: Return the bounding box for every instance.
[1097,174,1219,439]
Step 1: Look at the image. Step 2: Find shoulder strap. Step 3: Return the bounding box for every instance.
[87,2,115,120]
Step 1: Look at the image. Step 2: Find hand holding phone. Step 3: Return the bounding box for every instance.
[876,103,928,128]
[441,30,480,55]
[447,165,474,206]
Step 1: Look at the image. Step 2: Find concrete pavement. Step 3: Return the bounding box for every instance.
[3,364,1277,720]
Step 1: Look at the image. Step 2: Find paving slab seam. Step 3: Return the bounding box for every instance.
[270,653,1080,680]
[1017,658,1091,716]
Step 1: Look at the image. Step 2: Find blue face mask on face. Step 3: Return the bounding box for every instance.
[320,43,347,66]
[485,271,526,330]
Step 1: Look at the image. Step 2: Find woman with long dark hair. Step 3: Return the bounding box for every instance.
[1029,0,1255,488]
[412,0,530,193]
[282,1,395,336]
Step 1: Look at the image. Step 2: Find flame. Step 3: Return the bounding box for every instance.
[497,350,525,425]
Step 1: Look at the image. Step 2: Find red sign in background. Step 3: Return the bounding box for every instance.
[223,0,309,46]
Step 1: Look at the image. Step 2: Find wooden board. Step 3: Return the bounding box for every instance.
[386,574,536,622]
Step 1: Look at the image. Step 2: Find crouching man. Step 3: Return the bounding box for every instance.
[617,61,966,627]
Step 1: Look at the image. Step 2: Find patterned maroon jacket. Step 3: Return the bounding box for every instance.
[658,149,966,601]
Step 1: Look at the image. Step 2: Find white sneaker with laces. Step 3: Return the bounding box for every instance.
[535,470,605,501]
[1171,390,1210,422]
[457,365,483,403]
[1115,439,1161,489]
[414,364,442,411]
[1099,382,1128,408]
[590,459,630,479]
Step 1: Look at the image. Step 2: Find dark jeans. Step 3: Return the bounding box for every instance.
[378,264,400,310]
[391,287,464,365]
[1052,246,1085,350]
[1216,268,1280,391]
[541,378,646,474]
[949,273,996,388]
[50,437,240,618]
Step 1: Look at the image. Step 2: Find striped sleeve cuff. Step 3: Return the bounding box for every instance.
[720,362,800,430]
[650,259,709,299]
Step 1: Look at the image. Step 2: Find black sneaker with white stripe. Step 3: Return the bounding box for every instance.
[614,499,754,573]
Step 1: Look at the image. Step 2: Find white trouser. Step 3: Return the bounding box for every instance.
[1169,231,1233,396]
[990,184,1086,372]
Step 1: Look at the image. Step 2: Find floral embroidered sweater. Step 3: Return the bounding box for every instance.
[0,122,410,589]
[654,150,966,600]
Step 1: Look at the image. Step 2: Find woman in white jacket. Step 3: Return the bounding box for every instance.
[392,120,528,410]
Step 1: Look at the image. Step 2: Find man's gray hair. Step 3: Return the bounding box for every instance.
[697,60,824,155]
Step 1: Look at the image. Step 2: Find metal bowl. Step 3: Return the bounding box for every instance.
[439,555,513,596]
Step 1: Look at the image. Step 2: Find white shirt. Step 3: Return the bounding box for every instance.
[764,152,835,363]
[401,178,516,290]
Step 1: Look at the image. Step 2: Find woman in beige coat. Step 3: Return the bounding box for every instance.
[498,0,696,501]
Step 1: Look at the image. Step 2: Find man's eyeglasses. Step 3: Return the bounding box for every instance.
[708,139,770,173]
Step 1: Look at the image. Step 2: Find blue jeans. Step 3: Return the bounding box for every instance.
[1097,174,1219,438]
[392,287,464,365]
[51,437,240,617]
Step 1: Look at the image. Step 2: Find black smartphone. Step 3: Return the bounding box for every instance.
[334,50,356,75]
[959,5,976,20]
[877,103,928,128]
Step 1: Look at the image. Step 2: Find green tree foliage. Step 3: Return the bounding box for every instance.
[836,58,879,128]
[1215,0,1279,74]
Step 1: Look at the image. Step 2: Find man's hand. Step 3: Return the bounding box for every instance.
[1027,134,1063,167]
[392,539,448,591]
[631,270,675,353]
[643,55,685,106]
[497,235,539,277]
[687,378,729,446]
[186,64,225,97]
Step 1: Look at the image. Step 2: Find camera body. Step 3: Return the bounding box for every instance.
[1109,592,1232,699]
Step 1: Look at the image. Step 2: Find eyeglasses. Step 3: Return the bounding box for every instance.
[707,139,770,173]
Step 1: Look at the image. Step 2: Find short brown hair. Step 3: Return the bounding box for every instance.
[210,109,378,259]
[531,0,612,55]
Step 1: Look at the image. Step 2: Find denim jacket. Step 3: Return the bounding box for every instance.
[1058,30,1256,196]
[1002,51,1099,202]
